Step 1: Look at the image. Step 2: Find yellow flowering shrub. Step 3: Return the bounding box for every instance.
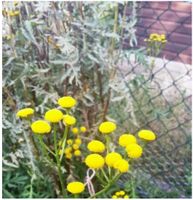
[16,95,157,198]
[87,140,105,153]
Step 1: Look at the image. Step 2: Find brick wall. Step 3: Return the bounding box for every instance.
[127,2,192,64]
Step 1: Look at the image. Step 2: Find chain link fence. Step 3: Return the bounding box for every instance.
[117,2,192,198]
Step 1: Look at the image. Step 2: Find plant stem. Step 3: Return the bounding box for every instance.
[59,126,69,161]
[90,173,121,198]
[53,125,66,197]
[100,168,109,182]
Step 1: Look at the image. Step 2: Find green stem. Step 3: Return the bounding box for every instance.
[59,126,69,161]
[96,171,107,185]
[53,125,66,197]
[90,173,121,198]
[100,168,109,182]
[37,135,52,162]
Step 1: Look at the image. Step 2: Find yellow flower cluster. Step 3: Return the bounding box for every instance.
[58,96,77,108]
[44,109,63,123]
[85,154,105,169]
[31,120,51,134]
[144,33,167,43]
[87,140,105,153]
[112,190,129,199]
[99,121,116,134]
[67,181,85,194]
[63,114,76,126]
[59,138,82,159]
[7,10,20,17]
[16,108,34,118]
[71,126,87,135]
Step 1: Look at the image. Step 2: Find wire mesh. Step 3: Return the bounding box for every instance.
[118,2,192,198]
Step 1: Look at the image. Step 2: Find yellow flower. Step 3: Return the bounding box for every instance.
[124,195,129,198]
[80,126,86,133]
[44,109,63,123]
[65,147,72,154]
[126,144,143,158]
[112,195,118,199]
[58,96,76,108]
[31,120,51,134]
[85,154,105,169]
[74,150,81,156]
[138,130,156,141]
[115,192,121,196]
[120,191,125,196]
[67,181,85,194]
[66,153,72,159]
[87,140,105,153]
[75,138,82,145]
[72,127,79,134]
[73,144,79,150]
[16,108,34,118]
[67,139,73,145]
[119,134,137,147]
[160,34,166,40]
[63,114,76,126]
[113,159,129,173]
[105,152,122,167]
[99,121,116,134]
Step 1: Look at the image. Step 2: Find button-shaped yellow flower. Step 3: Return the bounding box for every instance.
[119,134,137,147]
[64,147,72,154]
[87,140,105,153]
[124,195,129,199]
[80,126,86,133]
[58,96,76,108]
[16,108,34,118]
[112,195,118,199]
[44,109,63,123]
[85,154,105,169]
[126,144,143,158]
[138,130,156,141]
[105,152,122,167]
[66,153,72,159]
[67,139,73,145]
[99,121,116,134]
[63,114,76,126]
[67,181,85,194]
[72,127,79,134]
[73,144,79,150]
[31,120,51,134]
[75,138,82,145]
[74,150,81,156]
[113,159,129,173]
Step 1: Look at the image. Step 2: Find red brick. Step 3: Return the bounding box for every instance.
[150,20,179,32]
[184,16,192,24]
[176,24,192,35]
[137,18,155,28]
[178,54,192,64]
[136,27,147,36]
[169,32,192,45]
[165,42,187,54]
[171,2,192,13]
[138,8,163,19]
[161,50,177,60]
[159,10,190,23]
[181,47,192,56]
[142,2,169,10]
